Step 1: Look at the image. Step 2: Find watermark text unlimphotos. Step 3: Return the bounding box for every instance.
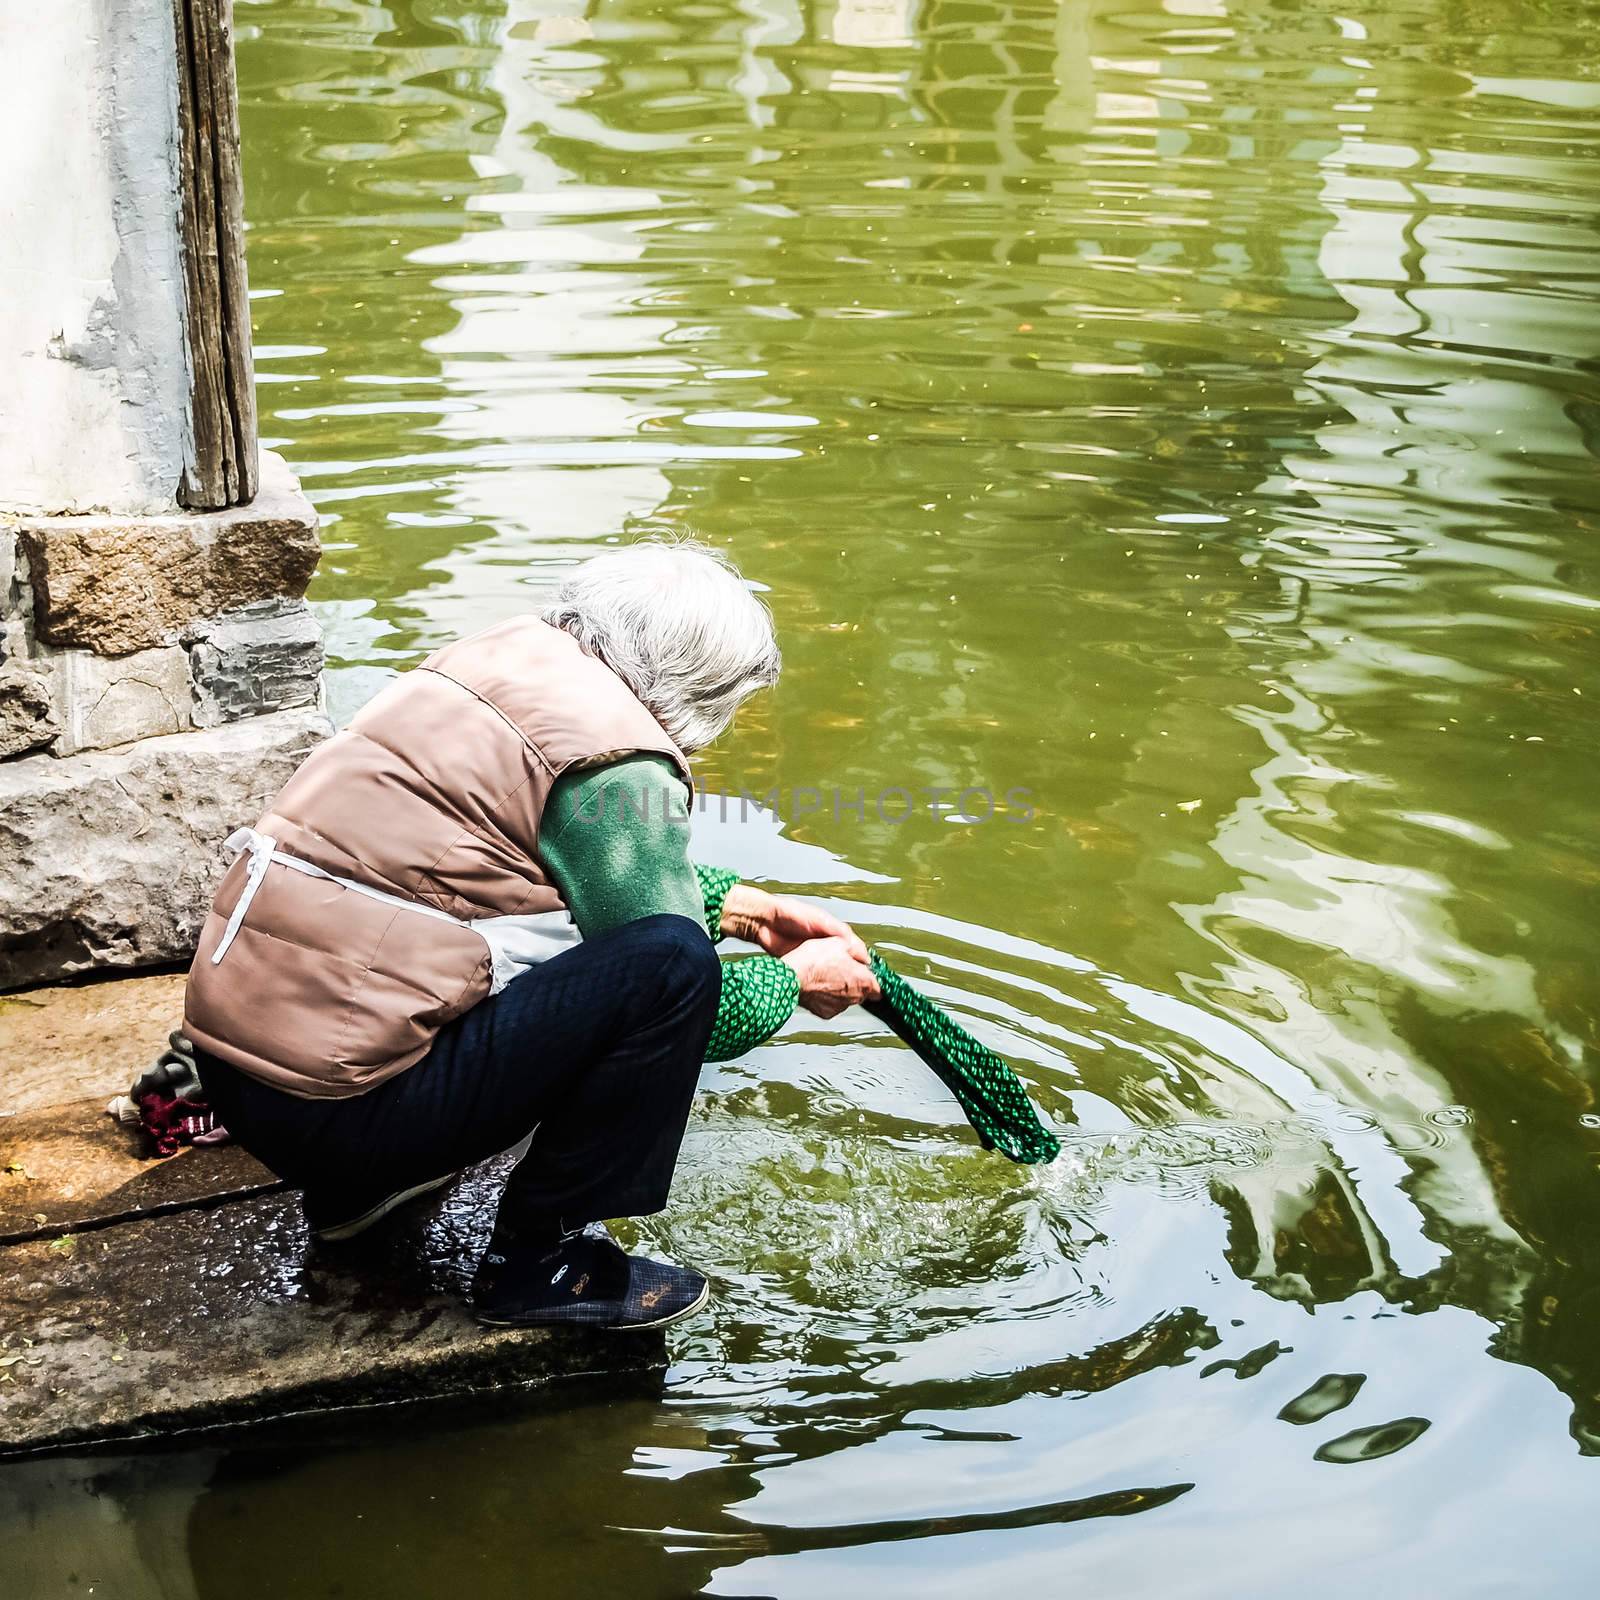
[569,784,1037,827]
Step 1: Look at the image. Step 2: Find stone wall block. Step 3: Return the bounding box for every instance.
[15,451,319,656]
[50,644,193,756]
[1,529,19,621]
[0,663,60,758]
[2,528,37,665]
[0,707,332,988]
[188,599,324,727]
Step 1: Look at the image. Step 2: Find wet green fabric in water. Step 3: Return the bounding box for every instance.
[866,951,1061,1164]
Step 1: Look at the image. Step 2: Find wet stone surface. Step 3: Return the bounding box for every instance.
[0,1156,658,1457]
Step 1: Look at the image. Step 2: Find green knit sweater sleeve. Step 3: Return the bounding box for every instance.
[695,863,740,941]
[539,755,798,1063]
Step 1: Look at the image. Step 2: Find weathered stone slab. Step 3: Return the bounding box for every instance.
[16,451,319,655]
[0,662,58,757]
[0,1097,280,1244]
[0,707,331,988]
[0,1163,657,1456]
[48,643,192,754]
[189,599,323,727]
[0,973,187,1115]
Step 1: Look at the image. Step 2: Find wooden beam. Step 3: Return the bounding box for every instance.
[173,0,258,509]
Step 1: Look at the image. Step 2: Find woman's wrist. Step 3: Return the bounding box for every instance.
[720,882,776,943]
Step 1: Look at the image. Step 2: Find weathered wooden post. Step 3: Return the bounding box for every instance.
[172,0,260,511]
[0,0,330,987]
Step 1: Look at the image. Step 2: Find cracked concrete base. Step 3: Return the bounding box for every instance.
[46,644,192,755]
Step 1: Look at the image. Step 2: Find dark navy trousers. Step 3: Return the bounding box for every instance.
[197,913,721,1232]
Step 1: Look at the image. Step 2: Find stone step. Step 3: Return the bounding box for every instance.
[0,1095,281,1244]
[0,979,658,1456]
[0,972,186,1115]
[0,1157,656,1457]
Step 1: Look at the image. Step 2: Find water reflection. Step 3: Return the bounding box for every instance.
[8,0,1595,1590]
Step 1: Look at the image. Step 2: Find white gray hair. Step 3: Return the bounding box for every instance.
[544,538,781,752]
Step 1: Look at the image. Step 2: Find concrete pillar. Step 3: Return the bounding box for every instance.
[0,0,330,989]
[0,0,257,515]
[0,0,194,516]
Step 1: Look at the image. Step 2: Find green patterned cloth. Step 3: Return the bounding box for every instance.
[864,952,1060,1165]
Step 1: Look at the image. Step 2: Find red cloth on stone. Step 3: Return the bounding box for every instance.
[138,1092,230,1158]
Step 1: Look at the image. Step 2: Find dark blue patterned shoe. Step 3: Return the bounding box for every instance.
[474,1223,709,1330]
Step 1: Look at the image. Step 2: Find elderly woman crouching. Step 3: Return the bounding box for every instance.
[184,542,878,1329]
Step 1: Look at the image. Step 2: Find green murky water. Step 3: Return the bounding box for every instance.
[9,0,1600,1591]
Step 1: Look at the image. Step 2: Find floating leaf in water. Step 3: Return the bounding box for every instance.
[1314,1416,1431,1464]
[1280,1372,1366,1425]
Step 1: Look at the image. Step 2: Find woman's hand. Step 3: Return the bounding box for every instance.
[721,885,869,962]
[782,935,881,1019]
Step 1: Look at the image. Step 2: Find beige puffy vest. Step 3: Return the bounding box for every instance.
[183,618,688,1098]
